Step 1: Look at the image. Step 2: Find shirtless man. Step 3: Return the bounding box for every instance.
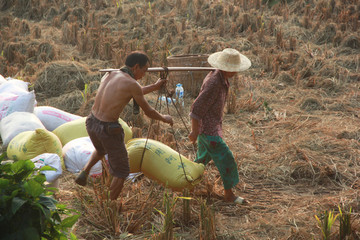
[75,51,173,200]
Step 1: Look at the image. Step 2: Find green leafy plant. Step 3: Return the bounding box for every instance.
[263,100,272,112]
[80,83,89,103]
[182,189,191,224]
[116,0,122,8]
[0,158,80,240]
[315,210,338,240]
[199,198,216,240]
[148,1,152,12]
[338,205,352,239]
[154,190,191,239]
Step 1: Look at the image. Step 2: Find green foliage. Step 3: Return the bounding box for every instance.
[199,199,216,240]
[315,210,338,240]
[116,0,122,8]
[0,159,80,240]
[314,206,356,240]
[80,83,89,103]
[182,189,190,223]
[338,205,352,239]
[154,190,191,238]
[263,100,272,112]
[161,191,174,239]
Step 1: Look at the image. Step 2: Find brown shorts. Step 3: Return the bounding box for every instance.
[86,113,129,179]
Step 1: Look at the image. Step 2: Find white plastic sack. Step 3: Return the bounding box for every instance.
[0,91,36,121]
[63,137,102,177]
[0,78,29,94]
[0,74,6,85]
[34,106,82,131]
[0,112,45,148]
[31,153,63,183]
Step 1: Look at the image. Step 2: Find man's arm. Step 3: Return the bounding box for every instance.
[142,78,167,95]
[132,83,173,125]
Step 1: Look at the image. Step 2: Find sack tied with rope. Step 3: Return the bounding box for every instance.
[126,138,205,191]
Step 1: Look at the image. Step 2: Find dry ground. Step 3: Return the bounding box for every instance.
[1,0,360,239]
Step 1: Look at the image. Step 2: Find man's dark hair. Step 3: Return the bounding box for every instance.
[125,51,149,68]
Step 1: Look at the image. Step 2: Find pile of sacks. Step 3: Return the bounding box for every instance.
[0,74,204,191]
[0,75,111,186]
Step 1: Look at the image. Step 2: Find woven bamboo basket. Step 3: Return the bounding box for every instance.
[167,54,211,97]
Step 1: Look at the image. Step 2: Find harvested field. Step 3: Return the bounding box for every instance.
[0,0,359,239]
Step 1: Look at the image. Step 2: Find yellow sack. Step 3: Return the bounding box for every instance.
[7,129,63,165]
[53,116,132,146]
[126,138,205,191]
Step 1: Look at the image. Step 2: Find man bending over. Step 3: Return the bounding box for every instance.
[75,51,173,200]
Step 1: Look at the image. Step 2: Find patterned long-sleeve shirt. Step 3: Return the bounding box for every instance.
[190,69,229,137]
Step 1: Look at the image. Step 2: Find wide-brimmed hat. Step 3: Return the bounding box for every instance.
[207,48,251,72]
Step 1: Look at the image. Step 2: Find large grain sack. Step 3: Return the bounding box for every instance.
[0,91,36,121]
[31,153,63,183]
[0,74,7,85]
[34,106,82,131]
[62,137,102,177]
[7,129,63,167]
[126,138,205,191]
[53,117,88,146]
[53,116,132,146]
[0,112,45,148]
[0,78,29,94]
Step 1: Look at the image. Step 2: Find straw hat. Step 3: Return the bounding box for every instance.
[207,48,251,72]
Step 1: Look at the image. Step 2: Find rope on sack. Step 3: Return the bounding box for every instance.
[138,67,200,184]
[164,88,202,184]
[138,68,168,172]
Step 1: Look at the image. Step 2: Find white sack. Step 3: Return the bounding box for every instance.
[34,106,82,131]
[0,112,45,148]
[31,153,63,183]
[0,91,36,121]
[63,137,102,177]
[0,74,6,85]
[0,78,29,94]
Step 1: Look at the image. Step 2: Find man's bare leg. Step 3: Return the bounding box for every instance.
[109,177,125,200]
[75,150,104,186]
[83,150,104,173]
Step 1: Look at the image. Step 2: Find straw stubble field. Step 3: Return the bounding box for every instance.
[1,0,360,239]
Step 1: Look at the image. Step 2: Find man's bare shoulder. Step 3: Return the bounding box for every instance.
[105,71,141,92]
[106,71,127,81]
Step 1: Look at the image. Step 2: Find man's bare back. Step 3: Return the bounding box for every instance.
[91,63,172,125]
[91,71,139,122]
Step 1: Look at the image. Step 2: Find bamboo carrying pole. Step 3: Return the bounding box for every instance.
[99,67,216,73]
[99,67,216,115]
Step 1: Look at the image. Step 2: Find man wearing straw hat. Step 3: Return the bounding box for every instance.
[188,48,251,204]
[75,51,173,200]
